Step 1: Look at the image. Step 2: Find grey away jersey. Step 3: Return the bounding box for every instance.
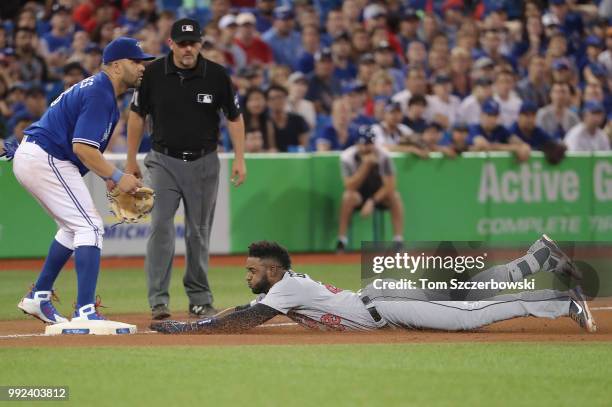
[251,271,380,331]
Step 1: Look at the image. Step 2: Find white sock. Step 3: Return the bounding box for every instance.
[338,236,348,245]
[392,235,403,242]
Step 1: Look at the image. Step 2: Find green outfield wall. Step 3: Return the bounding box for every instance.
[1,151,611,258]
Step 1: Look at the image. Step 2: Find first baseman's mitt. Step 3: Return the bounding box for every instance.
[107,186,155,224]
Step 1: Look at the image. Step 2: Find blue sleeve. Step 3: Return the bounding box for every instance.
[466,126,480,146]
[72,91,114,148]
[496,126,511,144]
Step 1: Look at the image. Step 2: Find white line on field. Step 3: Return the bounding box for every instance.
[592,306,612,311]
[0,322,300,339]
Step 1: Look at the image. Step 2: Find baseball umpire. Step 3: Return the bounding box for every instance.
[151,238,596,334]
[125,18,246,320]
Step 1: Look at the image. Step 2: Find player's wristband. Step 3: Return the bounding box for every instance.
[110,168,124,184]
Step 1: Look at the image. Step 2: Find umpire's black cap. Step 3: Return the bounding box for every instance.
[171,18,202,43]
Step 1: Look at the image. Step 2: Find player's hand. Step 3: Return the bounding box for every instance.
[105,179,116,192]
[360,198,375,218]
[117,173,143,194]
[150,320,193,334]
[124,159,143,179]
[231,158,247,187]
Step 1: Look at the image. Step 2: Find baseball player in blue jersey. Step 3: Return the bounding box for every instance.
[13,37,154,324]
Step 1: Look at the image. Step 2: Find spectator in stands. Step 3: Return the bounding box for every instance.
[331,32,356,87]
[218,15,247,70]
[13,27,48,85]
[244,128,265,153]
[91,20,116,48]
[517,55,550,108]
[235,12,273,67]
[67,31,91,64]
[315,99,357,151]
[536,81,580,140]
[550,58,575,86]
[350,27,371,61]
[449,47,472,99]
[336,127,404,252]
[565,101,610,151]
[268,64,291,88]
[405,40,427,67]
[598,27,612,75]
[243,87,275,151]
[392,66,427,115]
[471,56,496,83]
[397,9,420,52]
[5,110,32,144]
[468,98,531,161]
[372,101,428,158]
[422,121,456,157]
[341,0,361,28]
[367,70,395,120]
[117,0,146,35]
[21,86,47,121]
[426,74,461,130]
[494,68,522,127]
[262,6,302,68]
[509,101,558,150]
[403,95,428,135]
[322,9,346,47]
[443,122,471,155]
[82,44,102,75]
[373,40,403,93]
[306,48,341,115]
[267,85,309,152]
[286,72,316,131]
[295,24,320,74]
[459,77,494,126]
[342,82,375,128]
[253,0,275,34]
[40,4,74,66]
[355,53,377,90]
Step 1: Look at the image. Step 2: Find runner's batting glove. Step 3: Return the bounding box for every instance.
[150,318,214,334]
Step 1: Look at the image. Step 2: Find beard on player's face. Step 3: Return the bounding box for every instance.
[250,273,272,294]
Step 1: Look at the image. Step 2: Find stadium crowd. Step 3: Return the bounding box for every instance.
[0,0,611,158]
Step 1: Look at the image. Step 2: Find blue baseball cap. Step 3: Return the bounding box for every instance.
[102,37,154,64]
[588,62,607,77]
[384,101,402,113]
[481,98,500,115]
[519,101,538,114]
[550,0,565,5]
[357,126,376,144]
[585,35,604,48]
[582,100,605,114]
[273,6,294,20]
[552,58,570,71]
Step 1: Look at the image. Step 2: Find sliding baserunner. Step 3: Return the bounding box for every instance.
[151,236,596,334]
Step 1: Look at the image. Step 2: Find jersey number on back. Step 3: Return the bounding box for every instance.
[50,77,95,107]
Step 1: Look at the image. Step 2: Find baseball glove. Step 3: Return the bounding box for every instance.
[107,186,155,224]
[541,141,567,165]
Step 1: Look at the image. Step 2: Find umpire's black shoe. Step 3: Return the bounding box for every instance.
[151,304,171,320]
[189,304,217,318]
[336,239,346,254]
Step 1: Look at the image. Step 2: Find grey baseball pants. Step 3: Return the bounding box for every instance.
[364,262,571,331]
[143,150,219,308]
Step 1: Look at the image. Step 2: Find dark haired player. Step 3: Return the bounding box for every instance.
[151,238,596,334]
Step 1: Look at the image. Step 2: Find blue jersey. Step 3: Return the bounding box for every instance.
[467,124,510,145]
[23,72,119,175]
[508,122,553,150]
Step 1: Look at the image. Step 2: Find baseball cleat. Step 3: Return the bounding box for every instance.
[151,304,171,320]
[188,304,217,318]
[529,234,582,280]
[72,296,107,322]
[18,288,68,324]
[568,287,597,333]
